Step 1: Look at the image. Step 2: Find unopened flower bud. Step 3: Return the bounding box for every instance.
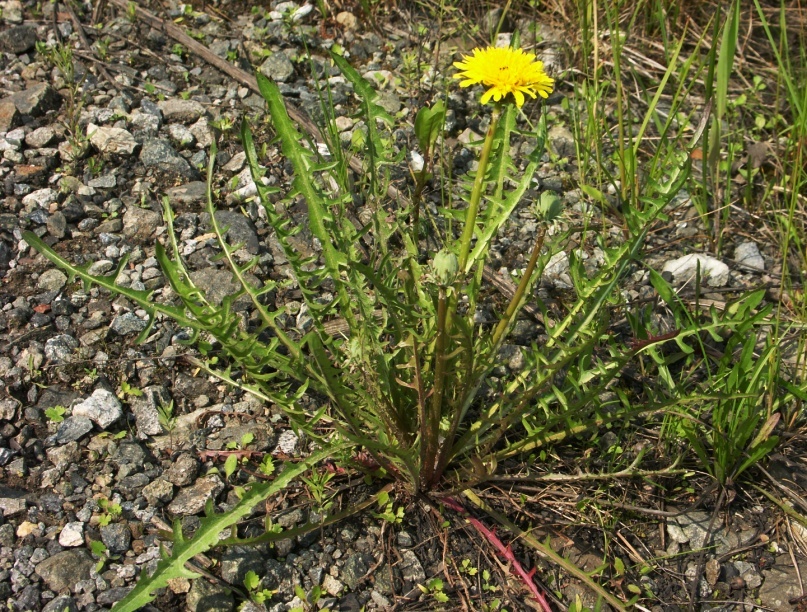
[433,249,459,286]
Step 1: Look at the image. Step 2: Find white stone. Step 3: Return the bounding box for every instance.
[22,187,58,208]
[322,575,344,597]
[544,251,570,276]
[87,123,138,156]
[662,253,729,287]
[58,522,85,547]
[734,241,765,271]
[409,151,424,174]
[335,11,358,30]
[72,388,123,429]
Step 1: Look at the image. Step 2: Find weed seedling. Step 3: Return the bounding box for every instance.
[243,570,277,604]
[419,578,450,604]
[117,380,142,400]
[44,405,66,424]
[97,497,122,527]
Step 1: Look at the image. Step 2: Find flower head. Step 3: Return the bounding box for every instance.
[453,46,554,108]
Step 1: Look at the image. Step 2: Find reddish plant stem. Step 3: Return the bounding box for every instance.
[442,497,552,612]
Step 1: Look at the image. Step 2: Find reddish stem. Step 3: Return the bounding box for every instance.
[443,497,552,612]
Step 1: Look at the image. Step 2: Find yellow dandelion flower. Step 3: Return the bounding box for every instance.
[453,46,554,108]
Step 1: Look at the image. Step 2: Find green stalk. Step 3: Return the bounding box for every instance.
[490,227,546,347]
[421,286,450,489]
[457,105,502,273]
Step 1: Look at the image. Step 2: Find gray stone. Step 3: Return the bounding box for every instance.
[186,578,234,612]
[0,398,16,420]
[44,334,79,365]
[117,473,150,497]
[142,478,173,507]
[548,125,576,159]
[220,546,265,586]
[341,553,370,590]
[399,549,425,587]
[122,205,161,242]
[204,210,260,254]
[376,91,401,114]
[759,554,807,610]
[4,83,61,116]
[544,251,570,277]
[46,441,79,469]
[42,595,78,612]
[157,99,207,124]
[131,385,171,438]
[14,585,40,611]
[88,174,117,189]
[273,429,299,456]
[0,102,20,132]
[667,511,710,547]
[0,448,14,467]
[0,522,14,545]
[26,126,56,148]
[23,187,59,208]
[110,311,148,336]
[100,522,131,555]
[370,591,391,609]
[262,558,299,599]
[167,475,225,516]
[87,259,115,275]
[662,253,729,287]
[58,522,84,547]
[275,508,304,529]
[189,266,259,307]
[53,416,93,443]
[72,388,122,429]
[734,241,765,271]
[47,211,67,238]
[167,123,195,148]
[0,25,38,54]
[165,181,207,205]
[164,453,200,487]
[35,549,94,592]
[190,118,215,148]
[36,268,68,292]
[96,587,131,606]
[482,8,504,36]
[130,111,161,137]
[112,441,148,467]
[88,123,139,156]
[139,138,198,181]
[0,492,26,517]
[397,531,414,547]
[222,151,246,174]
[260,53,295,82]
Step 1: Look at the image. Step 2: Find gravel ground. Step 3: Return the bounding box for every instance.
[0,1,804,610]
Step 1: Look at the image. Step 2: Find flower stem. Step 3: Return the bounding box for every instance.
[490,226,546,347]
[457,105,502,273]
[422,286,449,489]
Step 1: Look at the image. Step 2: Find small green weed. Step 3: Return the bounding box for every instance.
[44,405,66,423]
[118,380,142,399]
[243,570,277,604]
[97,497,122,527]
[418,578,450,604]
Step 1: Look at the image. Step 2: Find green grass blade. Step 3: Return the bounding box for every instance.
[111,445,344,612]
